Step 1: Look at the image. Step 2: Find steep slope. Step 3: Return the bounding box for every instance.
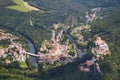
[0,0,120,80]
[28,0,120,12]
[28,0,89,12]
[39,8,120,80]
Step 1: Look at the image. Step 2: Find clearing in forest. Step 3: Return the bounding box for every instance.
[7,0,40,12]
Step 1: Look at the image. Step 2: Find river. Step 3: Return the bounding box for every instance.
[27,29,84,67]
[28,40,38,67]
[0,25,38,67]
[66,29,85,58]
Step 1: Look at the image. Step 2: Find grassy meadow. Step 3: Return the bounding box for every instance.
[7,0,31,12]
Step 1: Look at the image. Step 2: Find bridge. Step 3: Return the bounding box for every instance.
[10,39,39,57]
[20,50,39,57]
[25,52,39,57]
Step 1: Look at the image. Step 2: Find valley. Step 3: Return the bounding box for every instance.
[0,0,120,80]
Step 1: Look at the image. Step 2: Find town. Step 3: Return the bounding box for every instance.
[0,29,27,64]
[38,30,76,64]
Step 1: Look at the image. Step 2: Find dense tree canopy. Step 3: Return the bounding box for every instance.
[0,0,120,80]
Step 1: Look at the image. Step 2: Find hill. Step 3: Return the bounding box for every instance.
[37,8,120,80]
[0,0,120,51]
[0,0,120,80]
[28,0,120,12]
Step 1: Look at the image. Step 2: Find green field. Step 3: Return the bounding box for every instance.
[7,0,31,12]
[19,61,28,68]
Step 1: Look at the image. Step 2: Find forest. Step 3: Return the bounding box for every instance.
[36,7,120,80]
[0,0,120,80]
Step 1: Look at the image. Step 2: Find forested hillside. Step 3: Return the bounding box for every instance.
[0,0,58,50]
[0,0,120,50]
[0,0,120,80]
[91,8,120,78]
[37,8,120,80]
[28,0,120,11]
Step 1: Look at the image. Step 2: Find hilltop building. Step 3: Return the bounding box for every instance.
[92,36,110,57]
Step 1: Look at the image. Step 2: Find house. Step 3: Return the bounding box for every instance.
[0,49,5,57]
[92,36,110,56]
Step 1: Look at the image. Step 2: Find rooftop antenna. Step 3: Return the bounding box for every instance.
[30,11,33,26]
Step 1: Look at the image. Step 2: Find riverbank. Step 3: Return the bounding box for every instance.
[0,25,38,67]
[28,40,38,67]
[66,29,85,58]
